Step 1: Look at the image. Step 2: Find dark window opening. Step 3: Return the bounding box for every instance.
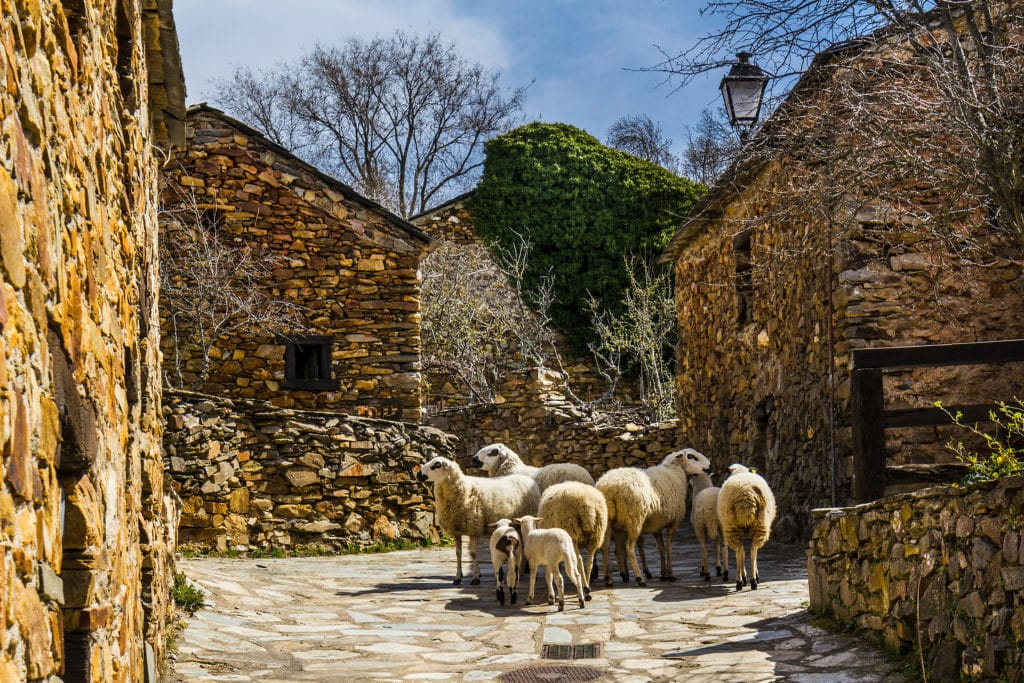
[283,336,338,391]
[734,228,753,328]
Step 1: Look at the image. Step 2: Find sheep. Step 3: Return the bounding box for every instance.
[471,443,594,492]
[717,463,777,591]
[513,515,586,611]
[596,448,712,587]
[689,471,727,582]
[488,519,522,606]
[416,456,540,585]
[536,481,607,599]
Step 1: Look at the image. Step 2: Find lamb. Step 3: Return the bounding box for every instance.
[717,463,777,591]
[416,456,540,585]
[471,443,594,492]
[595,448,712,587]
[513,515,586,611]
[488,519,522,606]
[536,481,607,599]
[689,471,726,582]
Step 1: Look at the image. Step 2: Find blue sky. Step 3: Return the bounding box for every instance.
[173,0,724,160]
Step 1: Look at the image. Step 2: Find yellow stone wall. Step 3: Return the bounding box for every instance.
[0,0,180,679]
[160,107,431,421]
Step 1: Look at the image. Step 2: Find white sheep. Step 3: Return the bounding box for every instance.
[689,471,726,582]
[596,448,712,586]
[471,443,594,492]
[513,515,586,611]
[717,463,777,591]
[416,456,540,585]
[488,519,522,606]
[536,481,607,599]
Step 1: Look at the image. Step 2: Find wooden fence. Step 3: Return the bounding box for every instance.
[850,339,1024,501]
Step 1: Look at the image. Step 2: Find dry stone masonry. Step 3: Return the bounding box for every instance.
[808,476,1024,681]
[665,30,1024,539]
[428,369,687,474]
[0,1,184,680]
[160,106,432,421]
[163,391,458,553]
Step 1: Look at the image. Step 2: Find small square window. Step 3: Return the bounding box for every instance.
[282,336,338,391]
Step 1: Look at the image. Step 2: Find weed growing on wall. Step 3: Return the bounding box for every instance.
[940,399,1024,483]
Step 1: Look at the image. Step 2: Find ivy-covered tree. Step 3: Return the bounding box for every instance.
[470,122,704,349]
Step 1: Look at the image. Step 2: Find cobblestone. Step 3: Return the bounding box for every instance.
[167,532,908,682]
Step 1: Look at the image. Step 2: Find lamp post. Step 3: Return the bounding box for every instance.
[719,52,768,140]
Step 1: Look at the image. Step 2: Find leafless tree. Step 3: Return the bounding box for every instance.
[588,257,678,422]
[606,113,678,170]
[649,0,1024,255]
[680,108,739,185]
[159,185,305,391]
[420,238,562,406]
[216,31,526,218]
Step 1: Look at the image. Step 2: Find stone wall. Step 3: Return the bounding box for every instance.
[668,46,1024,540]
[163,391,458,552]
[0,1,183,680]
[808,476,1024,681]
[410,192,480,245]
[427,369,688,476]
[160,105,431,421]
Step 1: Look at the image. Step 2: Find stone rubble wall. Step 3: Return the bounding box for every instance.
[160,107,430,421]
[426,369,688,476]
[0,1,181,681]
[808,476,1024,681]
[672,153,1024,542]
[163,391,458,552]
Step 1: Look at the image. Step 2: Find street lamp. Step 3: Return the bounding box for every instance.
[719,52,768,139]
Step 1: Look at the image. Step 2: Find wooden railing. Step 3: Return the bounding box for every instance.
[850,339,1024,502]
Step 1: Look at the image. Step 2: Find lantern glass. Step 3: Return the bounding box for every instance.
[719,52,768,128]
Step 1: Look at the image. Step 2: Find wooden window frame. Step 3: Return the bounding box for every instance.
[282,335,339,391]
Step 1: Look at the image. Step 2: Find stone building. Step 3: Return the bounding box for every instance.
[1,1,184,680]
[160,105,433,421]
[662,10,1024,540]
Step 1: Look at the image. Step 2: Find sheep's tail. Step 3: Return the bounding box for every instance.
[731,488,766,528]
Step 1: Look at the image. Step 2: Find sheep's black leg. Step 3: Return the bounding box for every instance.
[497,587,505,605]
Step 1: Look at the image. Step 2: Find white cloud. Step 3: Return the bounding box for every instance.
[174,0,511,102]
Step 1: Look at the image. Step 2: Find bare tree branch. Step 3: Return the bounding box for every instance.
[159,182,306,391]
[215,31,527,218]
[606,113,678,170]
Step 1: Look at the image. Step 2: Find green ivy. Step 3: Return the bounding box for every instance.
[470,122,704,349]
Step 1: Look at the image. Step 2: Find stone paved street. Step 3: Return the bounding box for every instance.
[167,531,909,682]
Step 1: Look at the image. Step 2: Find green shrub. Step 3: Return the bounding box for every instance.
[941,399,1023,483]
[171,572,206,615]
[470,122,704,350]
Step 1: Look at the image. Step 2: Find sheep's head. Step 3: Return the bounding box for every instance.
[470,443,514,474]
[727,463,751,476]
[662,448,712,476]
[417,456,458,483]
[512,515,542,535]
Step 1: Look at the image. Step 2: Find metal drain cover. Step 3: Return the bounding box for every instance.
[500,665,604,682]
[541,643,602,660]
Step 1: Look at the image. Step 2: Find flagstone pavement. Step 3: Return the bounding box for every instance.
[167,530,909,682]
